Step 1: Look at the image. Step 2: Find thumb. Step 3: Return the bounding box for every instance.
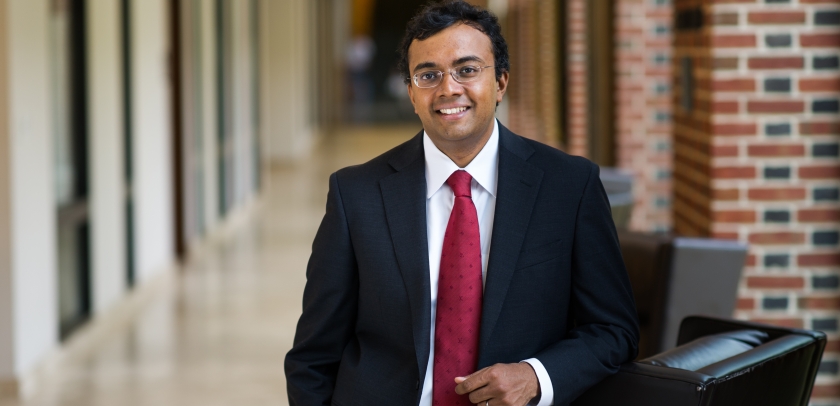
[457,366,490,383]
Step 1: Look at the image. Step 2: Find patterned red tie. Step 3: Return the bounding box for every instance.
[433,170,483,406]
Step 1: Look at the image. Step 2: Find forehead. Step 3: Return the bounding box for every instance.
[407,23,493,68]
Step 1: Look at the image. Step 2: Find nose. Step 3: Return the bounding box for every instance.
[438,70,464,97]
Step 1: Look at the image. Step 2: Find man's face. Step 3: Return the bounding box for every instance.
[406,23,508,147]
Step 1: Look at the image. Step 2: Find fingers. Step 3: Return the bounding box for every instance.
[454,363,539,406]
[466,385,493,405]
[454,366,490,395]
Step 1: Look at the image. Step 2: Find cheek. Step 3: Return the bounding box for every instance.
[407,87,421,114]
[477,89,497,114]
[419,96,436,115]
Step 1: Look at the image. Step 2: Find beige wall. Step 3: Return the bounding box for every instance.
[7,0,58,383]
[229,0,256,205]
[261,0,315,163]
[131,0,174,282]
[0,0,14,386]
[199,0,220,232]
[87,0,127,315]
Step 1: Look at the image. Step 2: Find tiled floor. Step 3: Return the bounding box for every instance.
[5,125,418,406]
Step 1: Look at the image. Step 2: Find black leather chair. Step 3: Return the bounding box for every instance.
[618,230,672,358]
[618,231,748,358]
[573,315,826,406]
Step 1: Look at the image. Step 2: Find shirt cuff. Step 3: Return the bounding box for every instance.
[521,358,554,406]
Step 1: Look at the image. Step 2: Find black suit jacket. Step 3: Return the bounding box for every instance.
[285,124,639,406]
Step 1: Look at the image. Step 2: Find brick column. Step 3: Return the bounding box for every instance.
[506,0,539,141]
[566,0,587,156]
[505,0,560,146]
[536,0,559,144]
[673,1,840,401]
[614,0,674,232]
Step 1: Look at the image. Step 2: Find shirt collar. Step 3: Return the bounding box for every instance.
[423,119,499,199]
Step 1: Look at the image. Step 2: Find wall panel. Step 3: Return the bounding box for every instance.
[87,0,127,314]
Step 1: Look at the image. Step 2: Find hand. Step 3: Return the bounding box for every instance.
[454,362,540,406]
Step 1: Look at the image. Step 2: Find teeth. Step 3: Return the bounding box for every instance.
[439,107,467,115]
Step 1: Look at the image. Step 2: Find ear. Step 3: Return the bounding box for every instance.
[495,71,509,104]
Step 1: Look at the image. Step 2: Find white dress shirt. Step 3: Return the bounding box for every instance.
[419,120,554,406]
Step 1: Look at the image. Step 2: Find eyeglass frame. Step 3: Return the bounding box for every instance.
[409,65,495,88]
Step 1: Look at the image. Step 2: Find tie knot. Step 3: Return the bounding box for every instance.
[446,170,473,197]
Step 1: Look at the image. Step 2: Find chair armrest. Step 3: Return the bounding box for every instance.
[572,363,715,406]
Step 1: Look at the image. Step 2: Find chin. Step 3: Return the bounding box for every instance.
[438,127,475,142]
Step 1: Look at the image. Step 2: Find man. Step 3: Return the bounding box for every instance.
[285,1,639,405]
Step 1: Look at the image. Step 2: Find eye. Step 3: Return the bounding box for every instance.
[458,66,479,75]
[418,71,438,81]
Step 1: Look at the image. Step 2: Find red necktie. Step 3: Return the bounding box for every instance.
[433,170,483,406]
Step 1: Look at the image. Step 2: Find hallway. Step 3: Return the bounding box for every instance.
[2,126,417,406]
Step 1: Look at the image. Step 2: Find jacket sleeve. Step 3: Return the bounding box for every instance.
[535,163,640,406]
[284,172,359,406]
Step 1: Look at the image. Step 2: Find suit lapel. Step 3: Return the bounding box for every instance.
[479,125,544,360]
[379,132,432,384]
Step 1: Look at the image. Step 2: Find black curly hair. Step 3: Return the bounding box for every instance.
[398,0,510,85]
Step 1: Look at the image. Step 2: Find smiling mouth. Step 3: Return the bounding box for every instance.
[437,106,469,115]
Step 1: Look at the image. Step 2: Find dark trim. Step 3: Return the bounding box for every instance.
[121,0,136,287]
[122,0,133,183]
[170,0,187,259]
[58,219,92,340]
[57,200,89,226]
[251,0,261,192]
[58,0,92,340]
[675,8,703,32]
[70,0,89,198]
[216,0,227,215]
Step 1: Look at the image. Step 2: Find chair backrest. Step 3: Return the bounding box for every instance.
[616,230,672,358]
[660,238,748,352]
[571,316,826,406]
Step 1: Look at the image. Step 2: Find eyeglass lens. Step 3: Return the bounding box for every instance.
[414,65,486,88]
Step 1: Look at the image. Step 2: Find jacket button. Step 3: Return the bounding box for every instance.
[415,380,420,390]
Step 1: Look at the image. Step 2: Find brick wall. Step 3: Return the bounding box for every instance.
[566,0,588,156]
[615,0,675,232]
[673,0,840,402]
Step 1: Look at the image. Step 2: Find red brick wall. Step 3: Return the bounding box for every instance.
[674,0,840,401]
[566,0,588,156]
[614,0,675,232]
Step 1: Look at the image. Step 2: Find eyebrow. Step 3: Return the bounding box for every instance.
[453,55,484,66]
[412,55,486,73]
[413,61,438,72]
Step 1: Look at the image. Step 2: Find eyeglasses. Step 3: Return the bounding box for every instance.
[411,65,494,88]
